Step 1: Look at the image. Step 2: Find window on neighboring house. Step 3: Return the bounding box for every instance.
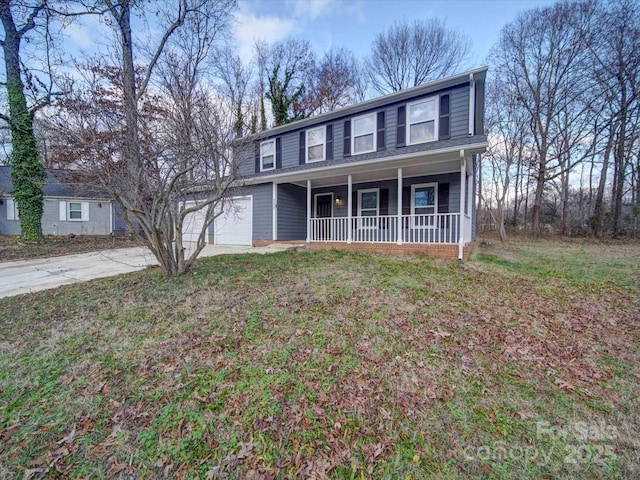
[60,200,89,221]
[6,198,19,220]
[352,113,376,155]
[306,126,326,162]
[260,139,275,171]
[407,97,438,144]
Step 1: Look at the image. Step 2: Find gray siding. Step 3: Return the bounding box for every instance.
[113,202,127,235]
[236,143,256,178]
[311,172,462,216]
[251,183,273,240]
[450,85,470,138]
[281,132,300,169]
[1,197,112,236]
[277,184,306,240]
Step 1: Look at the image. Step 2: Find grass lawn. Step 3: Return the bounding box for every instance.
[0,235,142,262]
[1,238,638,479]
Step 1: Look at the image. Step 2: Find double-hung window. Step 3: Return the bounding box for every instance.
[260,139,275,171]
[59,200,89,221]
[407,97,438,144]
[358,188,379,229]
[306,126,326,162]
[352,113,376,155]
[69,202,83,220]
[411,183,438,229]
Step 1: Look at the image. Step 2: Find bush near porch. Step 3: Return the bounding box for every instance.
[0,238,638,479]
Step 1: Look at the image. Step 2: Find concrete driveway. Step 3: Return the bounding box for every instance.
[0,243,301,299]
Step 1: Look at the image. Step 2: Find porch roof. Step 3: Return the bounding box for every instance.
[243,136,486,188]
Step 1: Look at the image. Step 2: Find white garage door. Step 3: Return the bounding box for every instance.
[214,196,253,246]
[182,201,208,243]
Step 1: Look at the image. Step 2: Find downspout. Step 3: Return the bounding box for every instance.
[468,73,475,136]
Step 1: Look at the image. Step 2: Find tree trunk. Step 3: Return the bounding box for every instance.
[0,3,46,241]
[531,156,546,235]
[592,136,611,237]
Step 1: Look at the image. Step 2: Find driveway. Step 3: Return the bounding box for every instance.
[0,243,301,299]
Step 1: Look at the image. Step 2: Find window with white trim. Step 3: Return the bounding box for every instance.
[407,97,438,144]
[60,200,89,221]
[352,113,376,155]
[69,202,83,220]
[306,126,326,162]
[6,198,19,220]
[357,188,379,229]
[411,183,438,228]
[260,139,275,171]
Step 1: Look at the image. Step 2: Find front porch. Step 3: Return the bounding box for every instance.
[266,149,477,260]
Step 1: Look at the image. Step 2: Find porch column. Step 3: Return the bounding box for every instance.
[306,180,311,243]
[397,167,403,245]
[347,174,352,244]
[467,157,474,242]
[459,153,467,260]
[272,182,278,241]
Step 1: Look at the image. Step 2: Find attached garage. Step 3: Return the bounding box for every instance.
[214,196,253,246]
[182,201,209,243]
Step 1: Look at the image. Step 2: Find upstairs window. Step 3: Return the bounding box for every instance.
[260,139,275,171]
[306,126,326,162]
[352,113,376,155]
[407,97,438,144]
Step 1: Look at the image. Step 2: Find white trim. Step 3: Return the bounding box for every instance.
[469,73,475,136]
[260,139,276,172]
[109,202,113,234]
[67,201,87,222]
[313,193,333,218]
[357,188,380,216]
[406,96,439,145]
[272,182,278,241]
[397,168,402,245]
[351,112,377,155]
[306,180,312,242]
[59,201,67,221]
[6,198,17,220]
[459,157,466,259]
[243,141,488,185]
[347,175,352,244]
[305,125,326,163]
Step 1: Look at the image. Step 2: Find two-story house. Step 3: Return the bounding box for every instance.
[212,67,487,260]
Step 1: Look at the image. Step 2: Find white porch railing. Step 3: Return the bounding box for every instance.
[309,213,468,244]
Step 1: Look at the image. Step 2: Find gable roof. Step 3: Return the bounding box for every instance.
[0,166,109,199]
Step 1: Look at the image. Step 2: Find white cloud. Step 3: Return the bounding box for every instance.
[233,7,297,61]
[289,0,332,20]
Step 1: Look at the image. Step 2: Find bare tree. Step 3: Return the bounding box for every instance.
[47,0,243,276]
[365,18,470,94]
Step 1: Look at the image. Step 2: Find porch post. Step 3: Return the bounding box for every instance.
[272,182,278,241]
[397,167,403,245]
[459,152,467,260]
[347,174,352,244]
[306,180,311,243]
[467,157,474,242]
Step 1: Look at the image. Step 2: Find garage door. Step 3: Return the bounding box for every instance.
[214,196,253,245]
[182,201,208,243]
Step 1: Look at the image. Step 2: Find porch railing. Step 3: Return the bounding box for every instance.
[309,213,466,244]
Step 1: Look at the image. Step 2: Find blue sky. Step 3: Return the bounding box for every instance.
[233,0,556,65]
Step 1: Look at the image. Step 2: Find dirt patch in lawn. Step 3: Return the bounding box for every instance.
[0,235,143,262]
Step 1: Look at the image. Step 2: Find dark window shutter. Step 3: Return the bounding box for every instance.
[377,111,386,151]
[275,137,282,169]
[255,143,261,173]
[396,106,406,147]
[299,131,306,165]
[402,186,411,215]
[439,95,450,140]
[326,124,333,160]
[343,121,351,157]
[352,190,357,216]
[438,183,450,213]
[379,188,389,216]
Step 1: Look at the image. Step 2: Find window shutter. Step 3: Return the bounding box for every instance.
[7,198,15,220]
[275,137,282,169]
[255,143,261,173]
[438,183,450,213]
[377,111,386,151]
[402,187,411,215]
[326,124,333,160]
[81,202,90,221]
[59,201,67,221]
[396,106,406,147]
[352,190,357,217]
[439,95,451,140]
[299,131,306,165]
[379,188,389,215]
[343,121,351,157]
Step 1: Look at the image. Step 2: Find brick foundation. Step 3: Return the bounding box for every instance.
[252,239,306,248]
[253,239,475,260]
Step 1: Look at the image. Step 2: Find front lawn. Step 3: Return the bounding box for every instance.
[1,239,638,479]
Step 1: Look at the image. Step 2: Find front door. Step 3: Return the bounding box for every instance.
[315,193,333,240]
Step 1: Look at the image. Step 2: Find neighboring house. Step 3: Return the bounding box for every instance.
[207,67,487,259]
[0,166,125,236]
